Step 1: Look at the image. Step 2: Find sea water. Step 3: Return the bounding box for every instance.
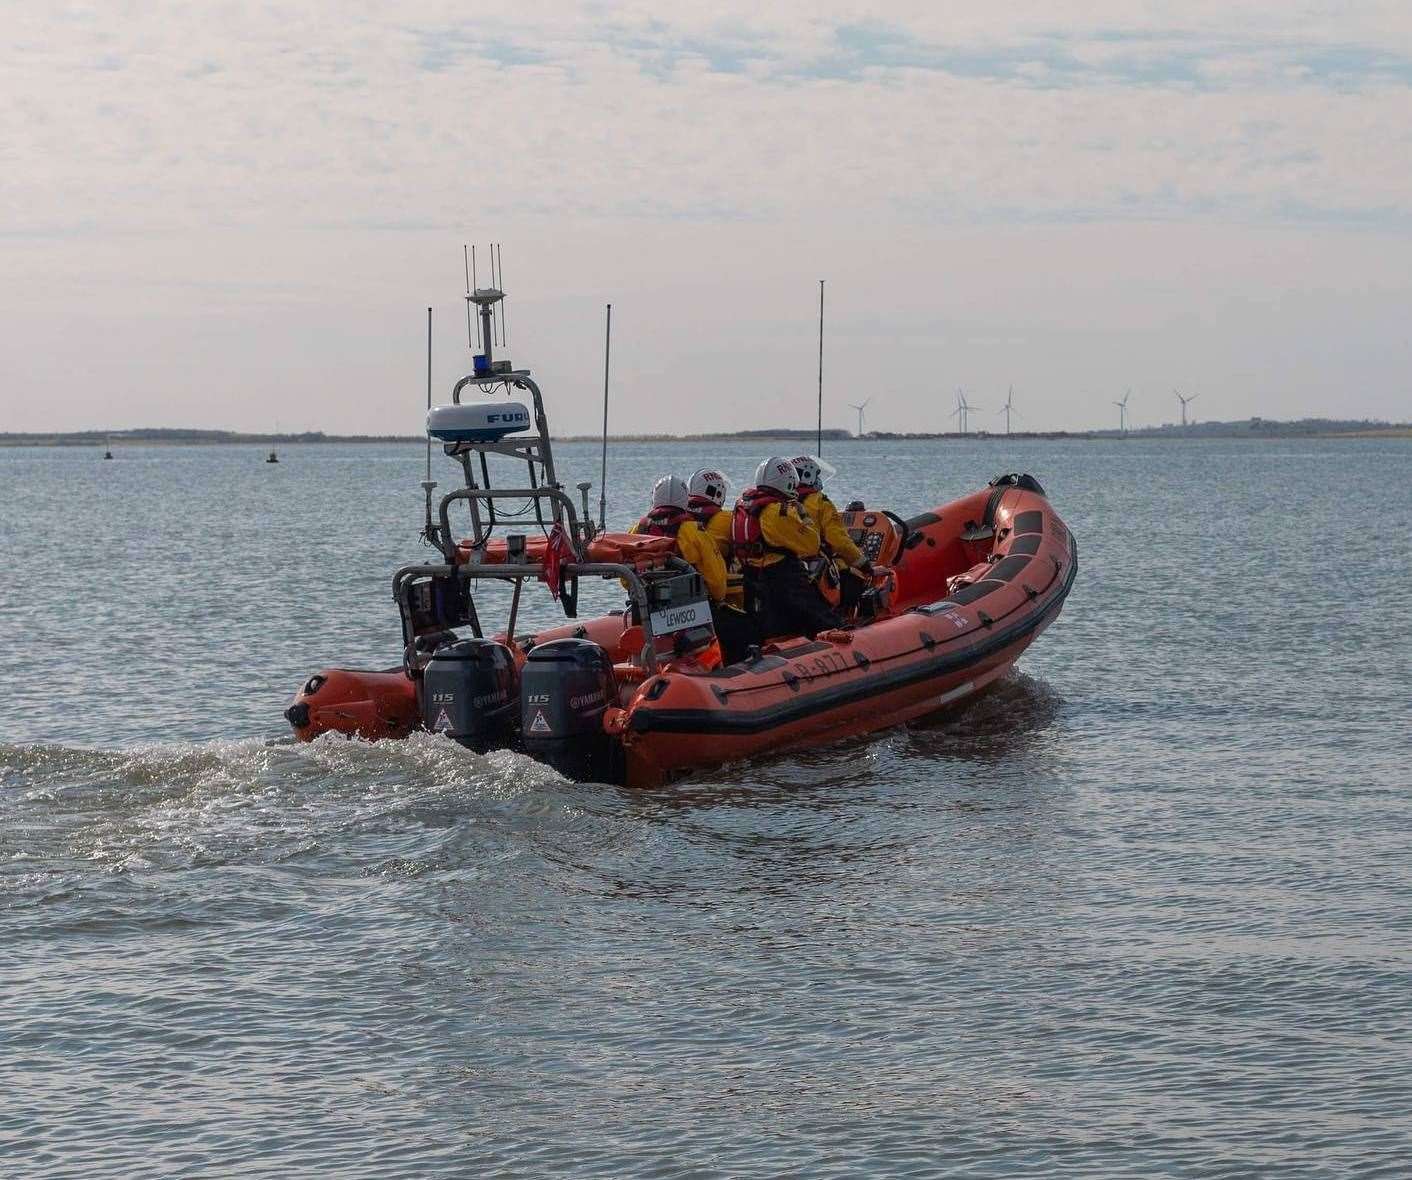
[1,438,1409,1177]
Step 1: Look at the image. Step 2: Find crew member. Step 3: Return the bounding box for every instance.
[634,475,756,662]
[687,466,745,608]
[731,456,841,639]
[686,467,733,560]
[793,455,873,613]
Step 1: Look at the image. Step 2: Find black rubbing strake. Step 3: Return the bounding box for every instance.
[948,579,1005,605]
[1009,534,1042,556]
[988,554,1032,582]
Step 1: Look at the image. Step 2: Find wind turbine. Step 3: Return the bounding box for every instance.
[962,390,980,434]
[1114,389,1131,432]
[1175,388,1198,427]
[849,397,872,437]
[952,387,980,434]
[997,386,1019,435]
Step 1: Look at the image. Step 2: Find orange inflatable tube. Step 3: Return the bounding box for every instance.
[614,481,1076,784]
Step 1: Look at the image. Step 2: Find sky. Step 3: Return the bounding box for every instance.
[3,1,1410,435]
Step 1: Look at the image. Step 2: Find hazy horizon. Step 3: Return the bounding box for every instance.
[5,4,1410,437]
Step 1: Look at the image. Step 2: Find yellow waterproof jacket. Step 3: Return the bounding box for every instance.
[738,499,822,568]
[693,506,743,606]
[630,516,728,603]
[701,507,733,561]
[801,490,863,566]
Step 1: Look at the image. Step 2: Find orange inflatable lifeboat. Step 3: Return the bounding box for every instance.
[533,474,1075,784]
[286,472,1076,786]
[286,280,1075,783]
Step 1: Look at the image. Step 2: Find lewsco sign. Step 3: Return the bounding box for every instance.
[648,599,710,635]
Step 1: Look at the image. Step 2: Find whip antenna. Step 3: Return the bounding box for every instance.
[487,243,496,345]
[599,302,612,532]
[471,245,481,349]
[816,279,824,457]
[425,307,433,482]
[490,242,502,347]
[497,243,509,348]
[421,306,438,546]
[462,245,474,350]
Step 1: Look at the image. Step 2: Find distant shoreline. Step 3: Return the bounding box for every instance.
[2,421,1408,447]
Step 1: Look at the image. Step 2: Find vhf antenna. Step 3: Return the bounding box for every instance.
[421,306,438,547]
[465,243,510,353]
[600,302,612,532]
[489,243,502,347]
[469,245,482,350]
[463,245,475,350]
[497,244,509,348]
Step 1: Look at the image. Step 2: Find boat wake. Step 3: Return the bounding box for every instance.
[0,734,576,906]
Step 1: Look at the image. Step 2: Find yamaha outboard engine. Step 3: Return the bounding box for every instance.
[421,637,519,752]
[519,638,619,782]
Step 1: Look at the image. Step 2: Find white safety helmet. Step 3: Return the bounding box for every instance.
[688,467,730,506]
[650,474,690,511]
[792,455,822,488]
[754,456,799,498]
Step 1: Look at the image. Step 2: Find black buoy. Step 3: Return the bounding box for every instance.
[266,450,279,463]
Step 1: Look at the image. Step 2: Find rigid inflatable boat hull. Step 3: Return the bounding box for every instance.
[617,496,1076,785]
[285,479,1076,786]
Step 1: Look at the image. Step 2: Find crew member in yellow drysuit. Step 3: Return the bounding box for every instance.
[793,454,873,613]
[634,475,756,661]
[687,466,745,607]
[730,456,841,639]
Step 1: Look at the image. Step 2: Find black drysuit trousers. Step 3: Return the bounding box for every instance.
[745,558,842,640]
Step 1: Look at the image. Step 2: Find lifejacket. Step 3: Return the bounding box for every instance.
[730,486,791,562]
[687,494,720,526]
[796,483,820,498]
[635,505,690,538]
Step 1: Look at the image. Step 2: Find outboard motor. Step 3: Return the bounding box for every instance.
[421,637,519,752]
[519,638,619,782]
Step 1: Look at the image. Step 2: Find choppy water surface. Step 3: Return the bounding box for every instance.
[2,437,1409,1177]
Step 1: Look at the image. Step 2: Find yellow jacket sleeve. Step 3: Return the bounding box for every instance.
[705,509,733,560]
[807,492,863,566]
[677,519,728,602]
[759,500,821,559]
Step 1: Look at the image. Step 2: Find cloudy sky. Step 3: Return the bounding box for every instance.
[4,1,1410,435]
